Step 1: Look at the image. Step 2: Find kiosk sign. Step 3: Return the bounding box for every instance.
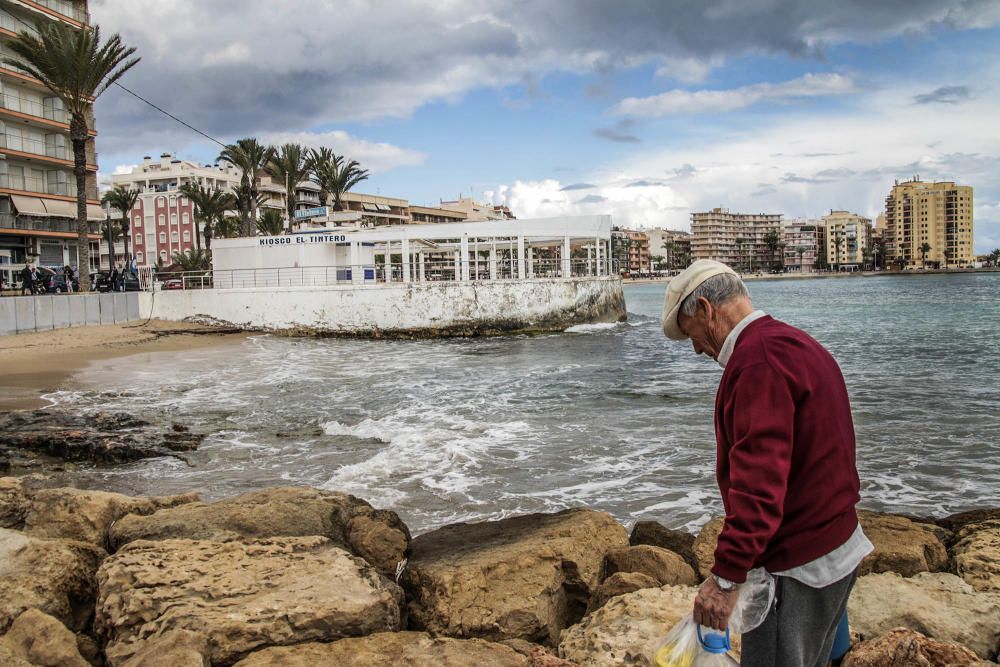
[294,206,329,220]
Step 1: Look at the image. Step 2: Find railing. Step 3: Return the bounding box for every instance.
[153,258,616,291]
[0,132,68,159]
[0,173,76,196]
[0,214,80,232]
[32,0,88,23]
[0,10,38,36]
[0,91,69,123]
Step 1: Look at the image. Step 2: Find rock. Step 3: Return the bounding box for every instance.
[848,572,1000,660]
[86,412,149,430]
[118,629,210,667]
[108,486,410,577]
[233,631,531,666]
[402,508,628,644]
[558,584,742,666]
[603,545,698,587]
[588,572,661,612]
[629,521,698,572]
[23,487,198,549]
[0,477,28,529]
[95,536,403,666]
[952,519,1000,593]
[858,511,949,577]
[842,628,984,667]
[0,609,90,667]
[938,509,1000,533]
[692,517,724,580]
[0,528,105,633]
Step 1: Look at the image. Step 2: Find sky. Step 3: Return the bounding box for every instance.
[90,0,1000,253]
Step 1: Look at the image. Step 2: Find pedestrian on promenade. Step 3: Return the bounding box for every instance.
[110,262,121,292]
[661,260,872,666]
[63,265,74,293]
[20,264,36,295]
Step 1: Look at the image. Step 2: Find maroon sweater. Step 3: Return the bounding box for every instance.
[711,316,861,584]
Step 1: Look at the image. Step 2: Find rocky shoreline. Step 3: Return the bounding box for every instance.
[1,477,997,666]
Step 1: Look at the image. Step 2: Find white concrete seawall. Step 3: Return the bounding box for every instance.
[138,277,626,336]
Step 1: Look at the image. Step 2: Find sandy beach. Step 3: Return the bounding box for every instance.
[0,320,248,411]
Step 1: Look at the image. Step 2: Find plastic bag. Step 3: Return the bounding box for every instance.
[728,567,775,634]
[653,615,739,667]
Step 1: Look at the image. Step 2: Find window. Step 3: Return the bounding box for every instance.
[170,231,179,242]
[134,235,142,246]
[159,232,166,243]
[136,252,143,263]
[134,216,142,227]
[158,214,165,226]
[159,250,167,260]
[170,213,177,225]
[182,213,190,225]
[169,195,176,205]
[157,196,165,207]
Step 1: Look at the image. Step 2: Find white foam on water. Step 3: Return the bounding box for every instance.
[564,322,619,334]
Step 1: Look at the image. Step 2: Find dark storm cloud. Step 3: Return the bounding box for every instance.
[914,85,972,105]
[594,118,641,143]
[90,0,999,156]
[559,183,597,191]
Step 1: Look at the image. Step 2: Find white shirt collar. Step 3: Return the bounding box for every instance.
[717,310,766,368]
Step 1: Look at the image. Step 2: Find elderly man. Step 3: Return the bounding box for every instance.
[661,260,872,666]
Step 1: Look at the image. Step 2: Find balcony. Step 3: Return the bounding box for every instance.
[25,0,88,23]
[0,212,86,233]
[0,173,76,196]
[0,132,67,160]
[0,91,69,124]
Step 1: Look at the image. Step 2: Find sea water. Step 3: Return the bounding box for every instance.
[42,272,1000,534]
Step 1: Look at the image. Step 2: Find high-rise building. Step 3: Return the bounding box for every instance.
[0,0,103,284]
[822,210,871,271]
[690,208,782,270]
[782,218,824,273]
[883,178,974,269]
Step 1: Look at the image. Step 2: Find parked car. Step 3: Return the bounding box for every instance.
[89,271,141,292]
[38,267,79,294]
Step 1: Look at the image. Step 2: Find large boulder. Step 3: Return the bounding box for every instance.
[23,487,198,549]
[937,508,1000,533]
[841,628,983,667]
[0,477,28,529]
[118,629,210,667]
[0,609,90,667]
[848,572,1000,660]
[234,631,532,666]
[691,517,724,580]
[587,572,660,613]
[628,521,698,572]
[951,519,1000,593]
[858,511,948,576]
[401,508,628,644]
[602,545,697,587]
[108,486,409,576]
[558,584,741,666]
[95,536,403,666]
[0,528,105,633]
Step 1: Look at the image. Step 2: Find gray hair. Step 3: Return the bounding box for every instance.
[680,273,749,317]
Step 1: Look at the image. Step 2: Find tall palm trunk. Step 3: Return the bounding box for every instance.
[120,217,130,264]
[70,114,91,290]
[247,178,259,237]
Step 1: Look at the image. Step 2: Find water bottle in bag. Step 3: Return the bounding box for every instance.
[691,626,738,666]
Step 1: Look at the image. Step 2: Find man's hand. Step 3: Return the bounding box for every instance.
[692,576,739,631]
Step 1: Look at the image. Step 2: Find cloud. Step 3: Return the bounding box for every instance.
[578,194,608,204]
[612,72,857,117]
[626,179,666,187]
[914,85,972,105]
[258,130,426,174]
[594,119,640,143]
[559,183,597,191]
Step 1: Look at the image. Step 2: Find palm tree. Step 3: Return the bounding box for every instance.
[218,138,274,236]
[179,183,233,251]
[257,209,285,236]
[919,242,932,268]
[101,185,139,264]
[662,240,676,271]
[988,248,1000,268]
[734,237,746,272]
[171,248,211,272]
[796,247,805,273]
[763,229,782,271]
[4,23,139,291]
[328,158,370,210]
[266,143,308,230]
[833,236,844,271]
[306,147,337,207]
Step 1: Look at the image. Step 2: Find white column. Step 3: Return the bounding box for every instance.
[402,238,411,284]
[460,234,470,281]
[489,243,497,280]
[595,238,602,275]
[517,236,526,279]
[384,242,392,283]
[453,250,460,281]
[350,241,361,284]
[418,251,426,282]
[562,236,571,277]
[527,247,534,278]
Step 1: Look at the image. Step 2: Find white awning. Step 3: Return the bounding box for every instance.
[10,195,50,217]
[41,199,75,217]
[87,204,105,221]
[376,204,391,212]
[362,203,378,211]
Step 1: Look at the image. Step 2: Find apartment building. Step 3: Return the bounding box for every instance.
[644,227,692,271]
[690,208,782,270]
[782,218,824,272]
[0,0,103,285]
[884,178,974,269]
[439,196,513,221]
[822,210,871,271]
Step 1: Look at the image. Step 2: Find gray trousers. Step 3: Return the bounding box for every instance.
[741,568,858,667]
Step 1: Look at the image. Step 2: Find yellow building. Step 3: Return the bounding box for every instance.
[691,207,782,270]
[0,0,103,283]
[884,178,974,269]
[822,211,871,271]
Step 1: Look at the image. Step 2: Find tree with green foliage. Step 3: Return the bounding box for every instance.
[328,158,369,211]
[171,248,211,272]
[218,138,274,236]
[4,22,139,290]
[101,185,139,263]
[919,242,932,268]
[763,229,782,271]
[266,143,308,229]
[180,182,234,251]
[256,209,285,236]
